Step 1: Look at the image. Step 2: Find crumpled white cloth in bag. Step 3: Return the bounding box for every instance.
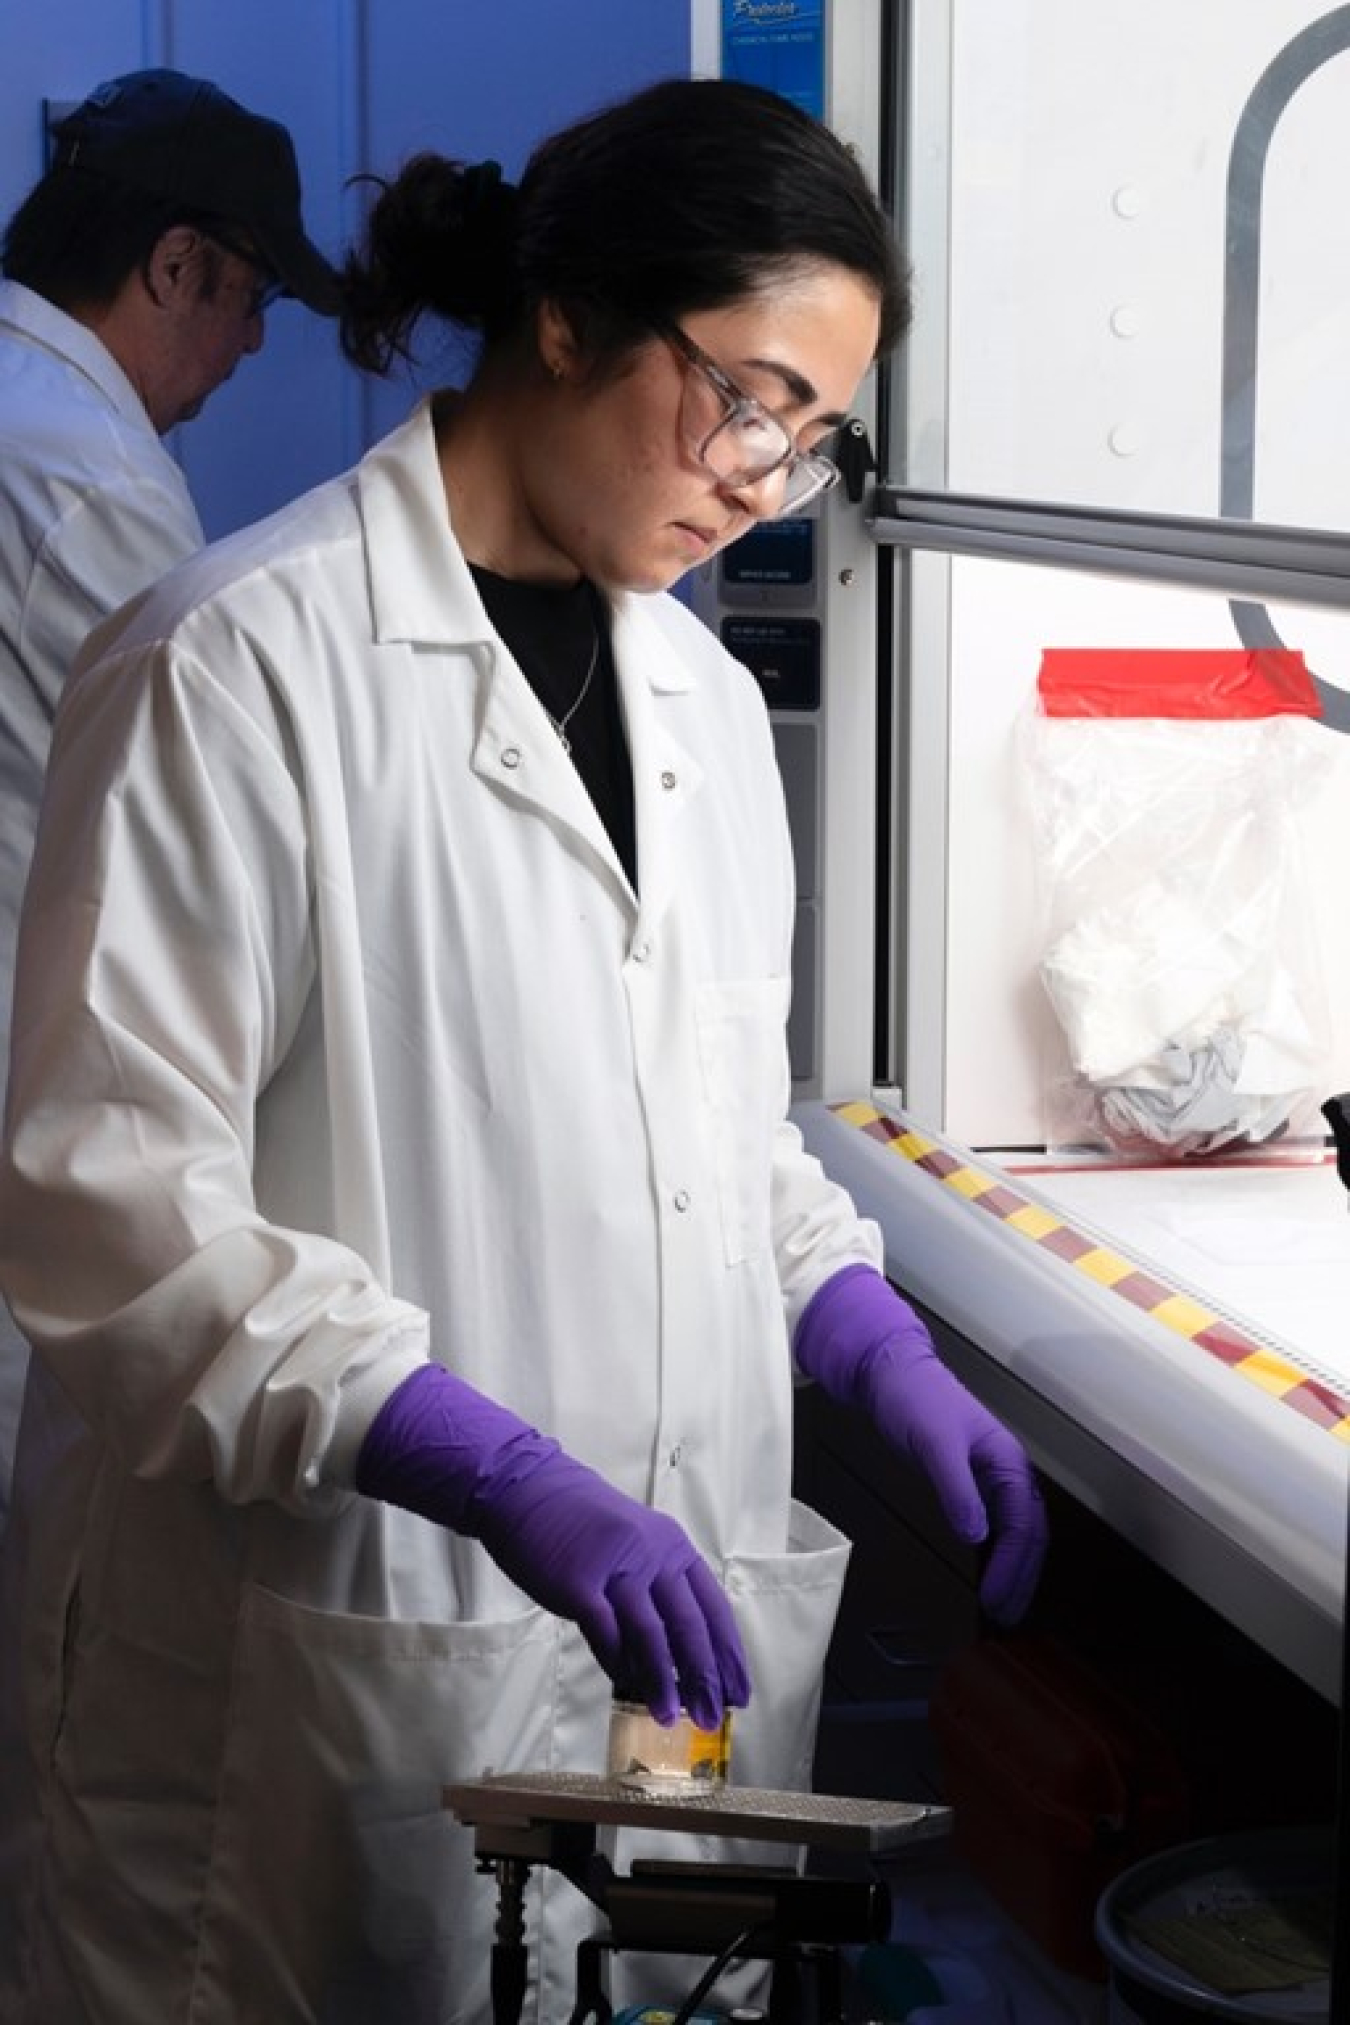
[1041,877,1321,1148]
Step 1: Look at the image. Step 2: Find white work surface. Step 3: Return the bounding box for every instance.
[794,1099,1350,1703]
[993,1152,1350,1397]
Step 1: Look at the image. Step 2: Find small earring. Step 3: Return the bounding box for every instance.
[547,358,565,381]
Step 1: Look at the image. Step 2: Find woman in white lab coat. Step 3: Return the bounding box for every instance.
[0,77,1046,2025]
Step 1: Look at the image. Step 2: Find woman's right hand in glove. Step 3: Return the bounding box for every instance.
[355,1361,751,1727]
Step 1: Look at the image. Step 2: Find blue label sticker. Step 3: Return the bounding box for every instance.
[721,0,825,119]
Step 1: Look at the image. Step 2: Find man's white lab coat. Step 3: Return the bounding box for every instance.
[0,400,879,2024]
[0,278,203,1518]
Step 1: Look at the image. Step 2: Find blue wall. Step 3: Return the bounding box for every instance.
[0,0,691,537]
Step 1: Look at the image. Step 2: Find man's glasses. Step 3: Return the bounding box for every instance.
[656,322,842,518]
[203,226,286,318]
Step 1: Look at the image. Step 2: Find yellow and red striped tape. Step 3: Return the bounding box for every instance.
[833,1100,1350,1443]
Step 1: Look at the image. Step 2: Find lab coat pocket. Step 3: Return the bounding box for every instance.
[694,975,792,1266]
[204,1586,564,2025]
[723,1498,851,1796]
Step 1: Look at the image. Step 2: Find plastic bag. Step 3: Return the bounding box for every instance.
[1025,648,1330,1159]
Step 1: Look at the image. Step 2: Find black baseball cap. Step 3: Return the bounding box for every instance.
[52,69,340,314]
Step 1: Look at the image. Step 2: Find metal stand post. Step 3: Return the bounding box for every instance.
[487,1855,532,2025]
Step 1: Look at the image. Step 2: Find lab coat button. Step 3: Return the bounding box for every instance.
[672,1188,691,1213]
[668,1443,683,1469]
[633,938,652,963]
[660,769,678,791]
[501,745,522,770]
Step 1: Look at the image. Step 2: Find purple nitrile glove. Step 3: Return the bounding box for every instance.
[354,1363,750,1727]
[794,1263,1047,1624]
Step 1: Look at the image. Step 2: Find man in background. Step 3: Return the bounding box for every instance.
[0,68,339,1523]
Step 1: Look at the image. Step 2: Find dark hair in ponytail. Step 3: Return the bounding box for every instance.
[339,76,910,378]
[339,157,520,372]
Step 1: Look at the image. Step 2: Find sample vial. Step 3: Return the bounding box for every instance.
[606,1699,733,1794]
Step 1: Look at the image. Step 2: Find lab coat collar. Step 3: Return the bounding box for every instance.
[357,396,704,717]
[357,398,492,651]
[0,278,162,438]
[610,593,697,699]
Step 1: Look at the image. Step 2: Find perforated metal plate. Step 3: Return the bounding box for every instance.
[444,1771,951,1854]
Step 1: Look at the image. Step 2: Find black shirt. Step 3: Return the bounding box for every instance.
[470,566,638,889]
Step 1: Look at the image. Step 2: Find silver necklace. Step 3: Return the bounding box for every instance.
[547,630,599,755]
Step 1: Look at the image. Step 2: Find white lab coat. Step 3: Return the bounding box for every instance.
[0,279,202,1521]
[0,399,880,2025]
